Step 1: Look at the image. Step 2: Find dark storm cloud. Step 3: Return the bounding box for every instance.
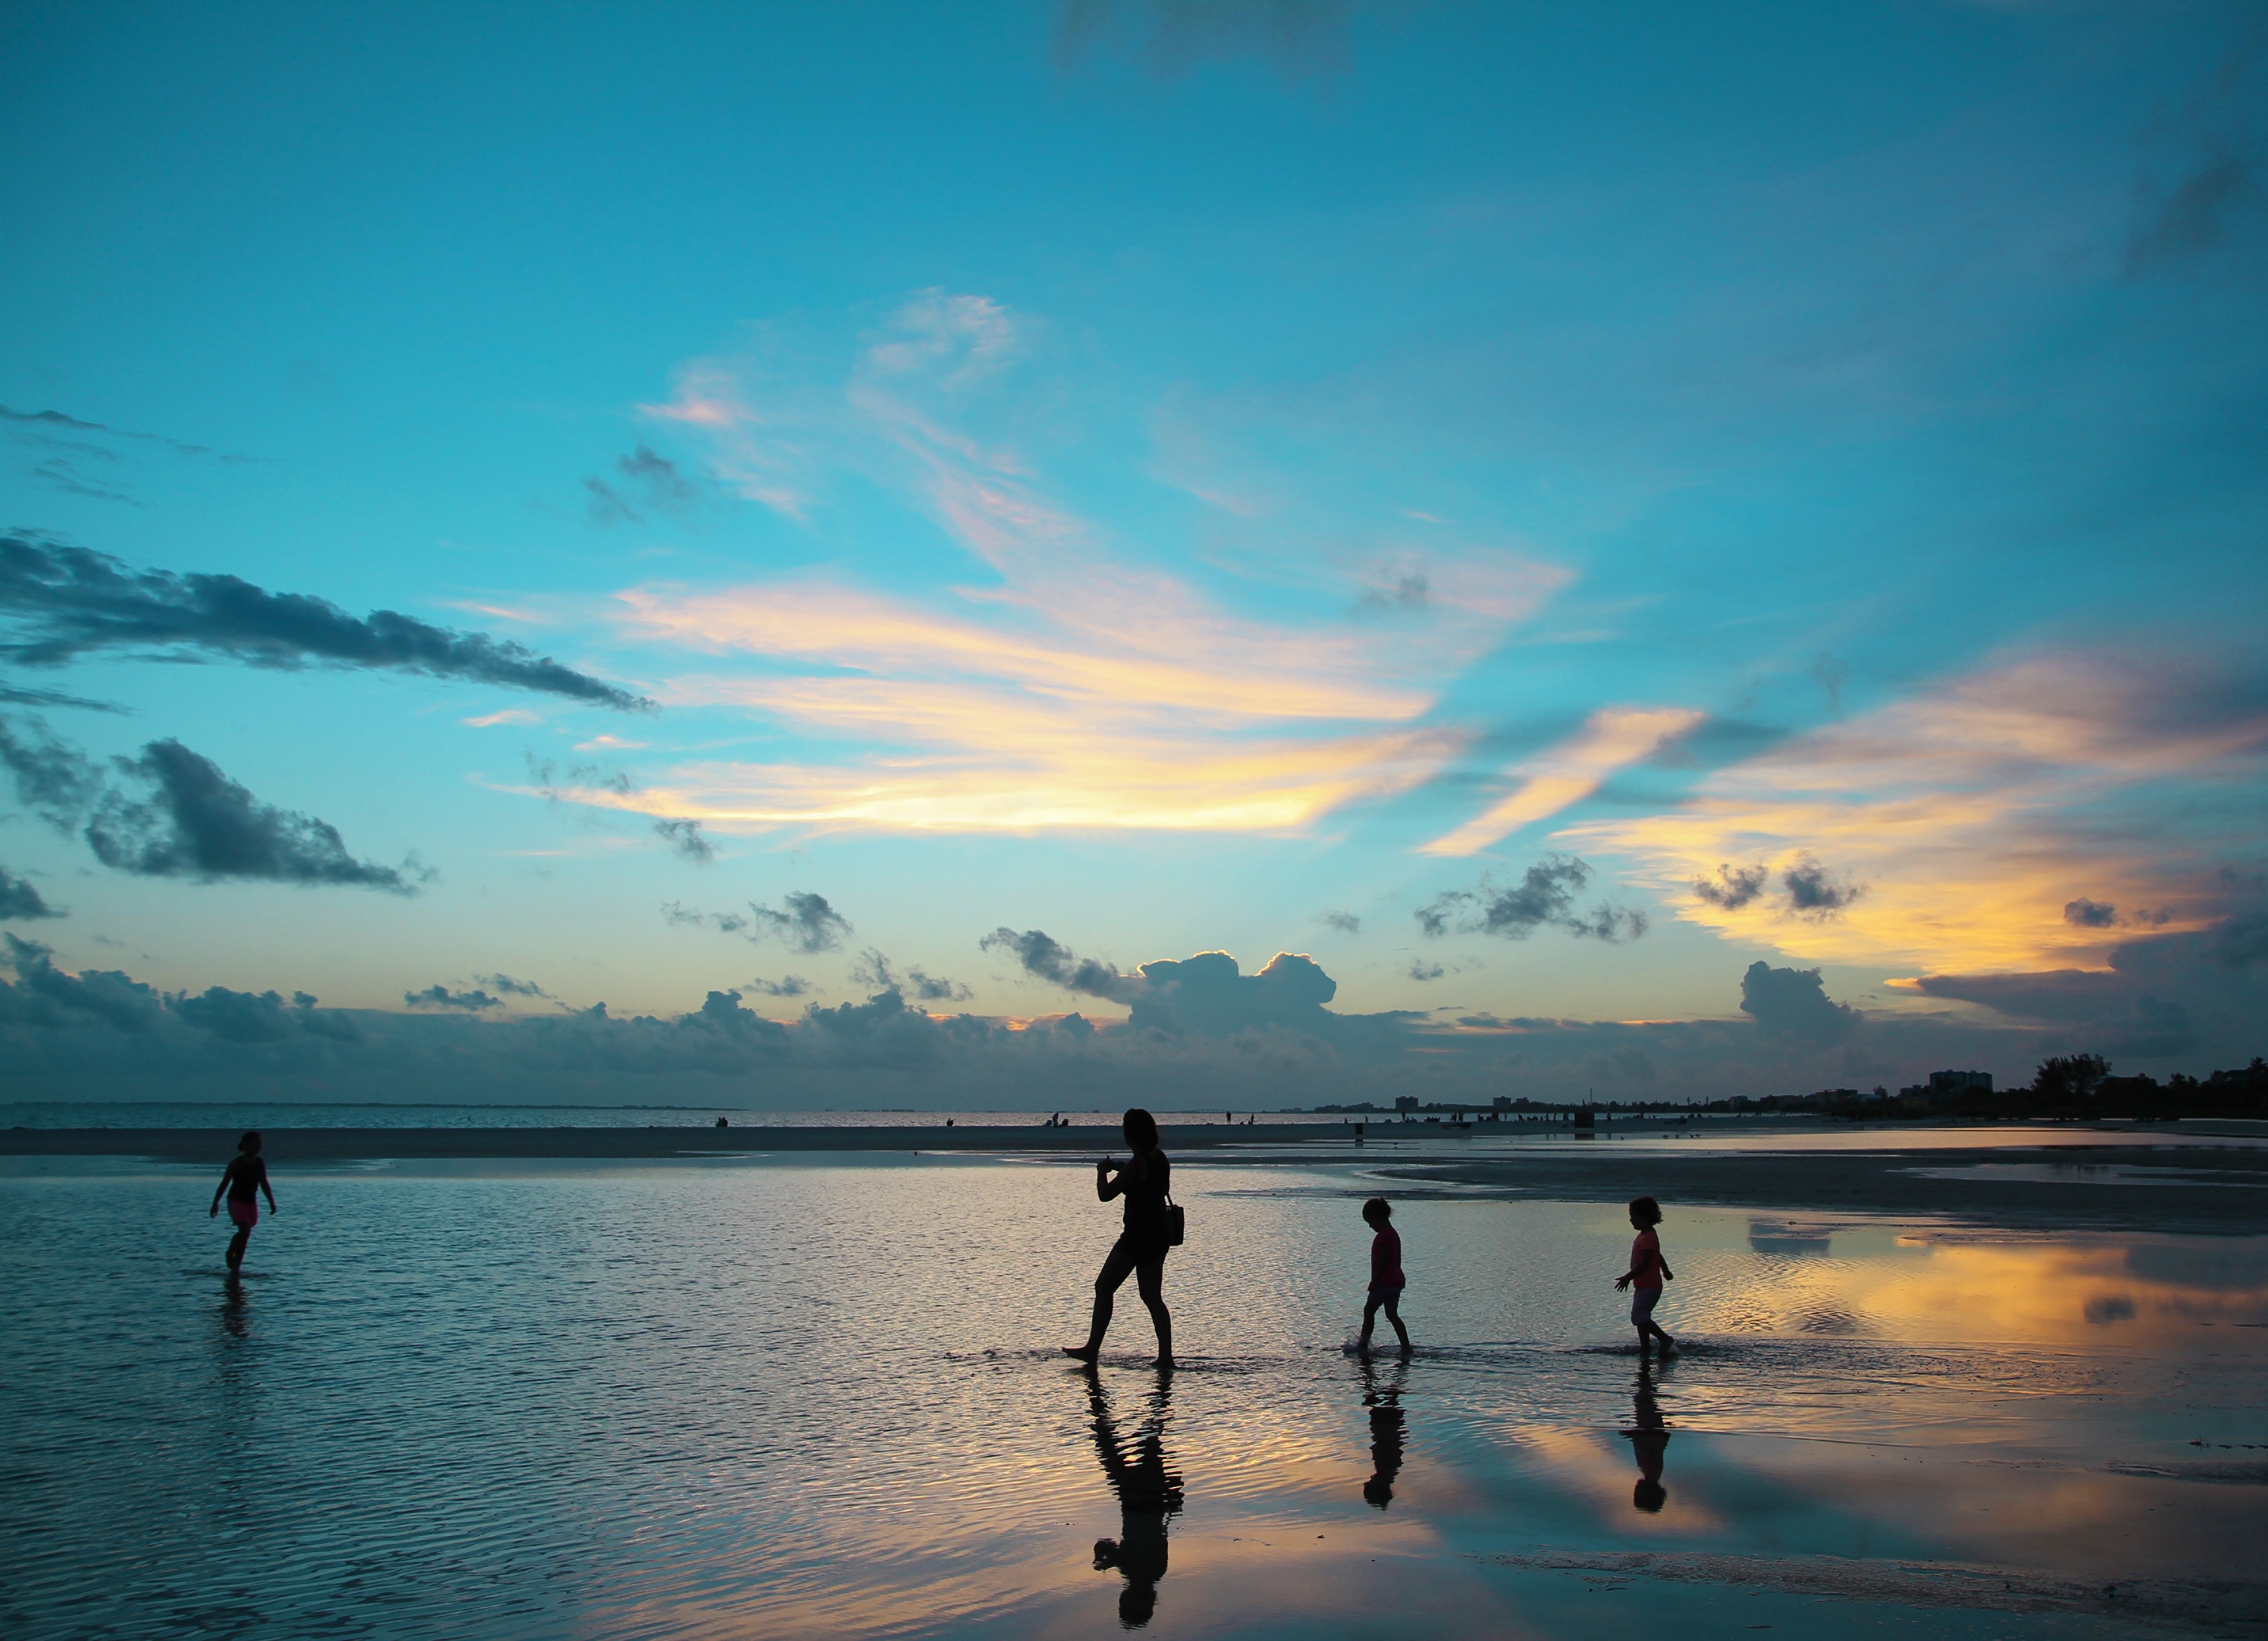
[1694,863,1769,911]
[1739,961,1859,1040]
[1317,909,1361,934]
[2210,908,2268,969]
[850,948,972,1003]
[2066,897,2119,928]
[1417,855,1648,943]
[87,740,418,892]
[980,925,1138,1000]
[406,984,503,1012]
[0,534,651,711]
[652,817,715,863]
[1124,950,1347,1036]
[0,866,59,920]
[1782,856,1863,918]
[587,445,697,526]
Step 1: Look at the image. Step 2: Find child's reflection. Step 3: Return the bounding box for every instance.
[1623,1360,1670,1513]
[1361,1355,1409,1508]
[1086,1366,1182,1629]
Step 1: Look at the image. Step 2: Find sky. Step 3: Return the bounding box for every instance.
[3,0,2266,1109]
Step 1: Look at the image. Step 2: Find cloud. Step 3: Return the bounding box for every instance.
[587,444,698,526]
[850,947,973,1002]
[86,740,419,891]
[595,293,1568,837]
[744,974,811,998]
[1408,960,1444,981]
[1565,651,2268,971]
[176,986,360,1044]
[0,934,165,1031]
[1782,855,1864,918]
[2065,897,2118,929]
[1694,863,1769,911]
[405,984,502,1012]
[1125,949,1345,1036]
[6,718,417,893]
[477,973,554,999]
[652,817,715,862]
[1739,961,1859,1040]
[1417,853,1649,943]
[0,714,108,827]
[0,533,650,710]
[750,891,851,953]
[980,925,1138,1000]
[0,403,232,460]
[0,867,59,920]
[1317,909,1361,934]
[1422,707,1704,857]
[0,680,125,713]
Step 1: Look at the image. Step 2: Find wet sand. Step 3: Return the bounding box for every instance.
[1378,1142,2268,1235]
[9,1121,2265,1235]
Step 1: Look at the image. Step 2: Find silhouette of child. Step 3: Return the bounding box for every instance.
[1614,1195,1675,1355]
[1357,1197,1411,1356]
[209,1130,276,1276]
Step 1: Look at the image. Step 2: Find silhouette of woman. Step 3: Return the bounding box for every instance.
[1361,1355,1409,1508]
[1064,1108,1173,1368]
[1086,1367,1182,1628]
[209,1130,276,1276]
[1623,1360,1670,1512]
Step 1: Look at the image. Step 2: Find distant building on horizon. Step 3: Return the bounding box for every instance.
[1899,1069,1994,1102]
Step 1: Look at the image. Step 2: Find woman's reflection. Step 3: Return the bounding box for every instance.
[1361,1355,1409,1508]
[1086,1366,1182,1629]
[1623,1360,1670,1513]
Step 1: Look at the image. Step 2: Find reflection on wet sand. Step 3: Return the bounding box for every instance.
[1622,1362,1668,1513]
[1086,1367,1183,1628]
[1361,1356,1408,1509]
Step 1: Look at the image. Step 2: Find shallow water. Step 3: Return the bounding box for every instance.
[4,1154,2265,1639]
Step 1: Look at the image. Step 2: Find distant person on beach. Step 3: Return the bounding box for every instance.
[209,1131,276,1276]
[1065,1107,1174,1368]
[1357,1197,1411,1356]
[1614,1195,1676,1355]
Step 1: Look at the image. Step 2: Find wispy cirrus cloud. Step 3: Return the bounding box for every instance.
[592,291,1569,837]
[1421,706,1703,857]
[1565,651,2268,972]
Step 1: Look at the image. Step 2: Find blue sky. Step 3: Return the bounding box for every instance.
[4,1,2265,1105]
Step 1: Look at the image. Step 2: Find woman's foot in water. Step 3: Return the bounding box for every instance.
[1063,1344,1100,1364]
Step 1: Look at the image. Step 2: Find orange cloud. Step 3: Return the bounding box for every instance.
[1564,654,2268,972]
[590,293,1571,838]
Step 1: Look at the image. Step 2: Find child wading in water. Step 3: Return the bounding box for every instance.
[210,1130,276,1276]
[1614,1195,1676,1354]
[1358,1197,1411,1356]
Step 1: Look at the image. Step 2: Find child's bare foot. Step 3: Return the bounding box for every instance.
[1657,1335,1677,1353]
[1063,1345,1099,1364]
[1153,1354,1175,1370]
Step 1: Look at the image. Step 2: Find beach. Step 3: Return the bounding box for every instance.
[4,1119,2266,1638]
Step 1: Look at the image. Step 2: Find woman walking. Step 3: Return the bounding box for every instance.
[1065,1108,1174,1368]
[209,1130,276,1276]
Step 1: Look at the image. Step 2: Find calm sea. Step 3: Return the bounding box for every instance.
[5,1151,2265,1638]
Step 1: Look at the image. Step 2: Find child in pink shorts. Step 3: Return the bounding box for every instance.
[1614,1195,1676,1354]
[210,1130,277,1276]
